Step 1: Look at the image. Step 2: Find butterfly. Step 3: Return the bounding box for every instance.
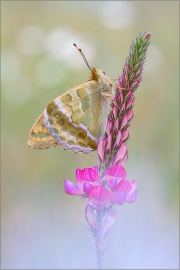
[27,44,117,154]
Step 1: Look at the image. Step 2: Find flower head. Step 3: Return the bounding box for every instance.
[98,31,152,177]
[64,164,137,211]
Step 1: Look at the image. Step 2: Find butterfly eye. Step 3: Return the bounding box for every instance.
[103,71,105,75]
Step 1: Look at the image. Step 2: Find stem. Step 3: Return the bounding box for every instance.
[94,210,104,269]
[95,237,103,269]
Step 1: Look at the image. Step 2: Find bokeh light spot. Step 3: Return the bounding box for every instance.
[33,58,64,89]
[100,1,137,30]
[44,27,95,70]
[16,25,45,55]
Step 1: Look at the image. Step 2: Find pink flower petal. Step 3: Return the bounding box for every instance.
[125,180,137,202]
[111,192,126,205]
[76,168,100,184]
[88,186,111,210]
[84,182,94,195]
[64,180,84,195]
[85,204,95,229]
[102,208,117,237]
[130,180,137,189]
[106,178,117,190]
[91,166,98,174]
[113,180,131,193]
[125,190,137,202]
[106,164,126,180]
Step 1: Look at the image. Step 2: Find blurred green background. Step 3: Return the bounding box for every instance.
[1,1,179,269]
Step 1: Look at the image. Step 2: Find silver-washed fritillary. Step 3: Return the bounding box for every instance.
[28,44,117,153]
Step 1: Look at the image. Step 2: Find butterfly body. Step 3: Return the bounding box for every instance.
[28,68,117,153]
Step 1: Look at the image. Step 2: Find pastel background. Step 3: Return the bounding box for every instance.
[1,1,179,269]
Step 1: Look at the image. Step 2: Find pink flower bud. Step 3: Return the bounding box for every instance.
[125,89,133,99]
[106,134,112,154]
[118,75,123,88]
[113,118,119,133]
[121,114,128,129]
[106,120,113,135]
[143,32,152,40]
[125,80,130,88]
[126,94,135,110]
[112,105,118,119]
[113,142,127,165]
[122,129,129,141]
[127,109,133,121]
[97,139,106,163]
[120,153,128,166]
[113,130,122,149]
[125,73,129,82]
[119,90,124,104]
[121,102,126,113]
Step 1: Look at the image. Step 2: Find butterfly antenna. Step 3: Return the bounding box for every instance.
[73,43,93,72]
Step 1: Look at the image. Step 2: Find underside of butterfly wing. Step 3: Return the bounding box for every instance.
[28,114,58,149]
[28,81,109,153]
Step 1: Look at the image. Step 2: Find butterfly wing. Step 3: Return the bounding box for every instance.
[28,80,110,153]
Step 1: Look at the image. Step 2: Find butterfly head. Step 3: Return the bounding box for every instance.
[90,67,110,82]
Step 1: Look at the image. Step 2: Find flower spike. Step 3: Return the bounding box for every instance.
[64,31,151,269]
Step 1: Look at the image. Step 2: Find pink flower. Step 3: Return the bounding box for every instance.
[64,166,100,196]
[64,164,137,210]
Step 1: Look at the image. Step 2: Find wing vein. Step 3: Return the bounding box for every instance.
[73,94,99,123]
